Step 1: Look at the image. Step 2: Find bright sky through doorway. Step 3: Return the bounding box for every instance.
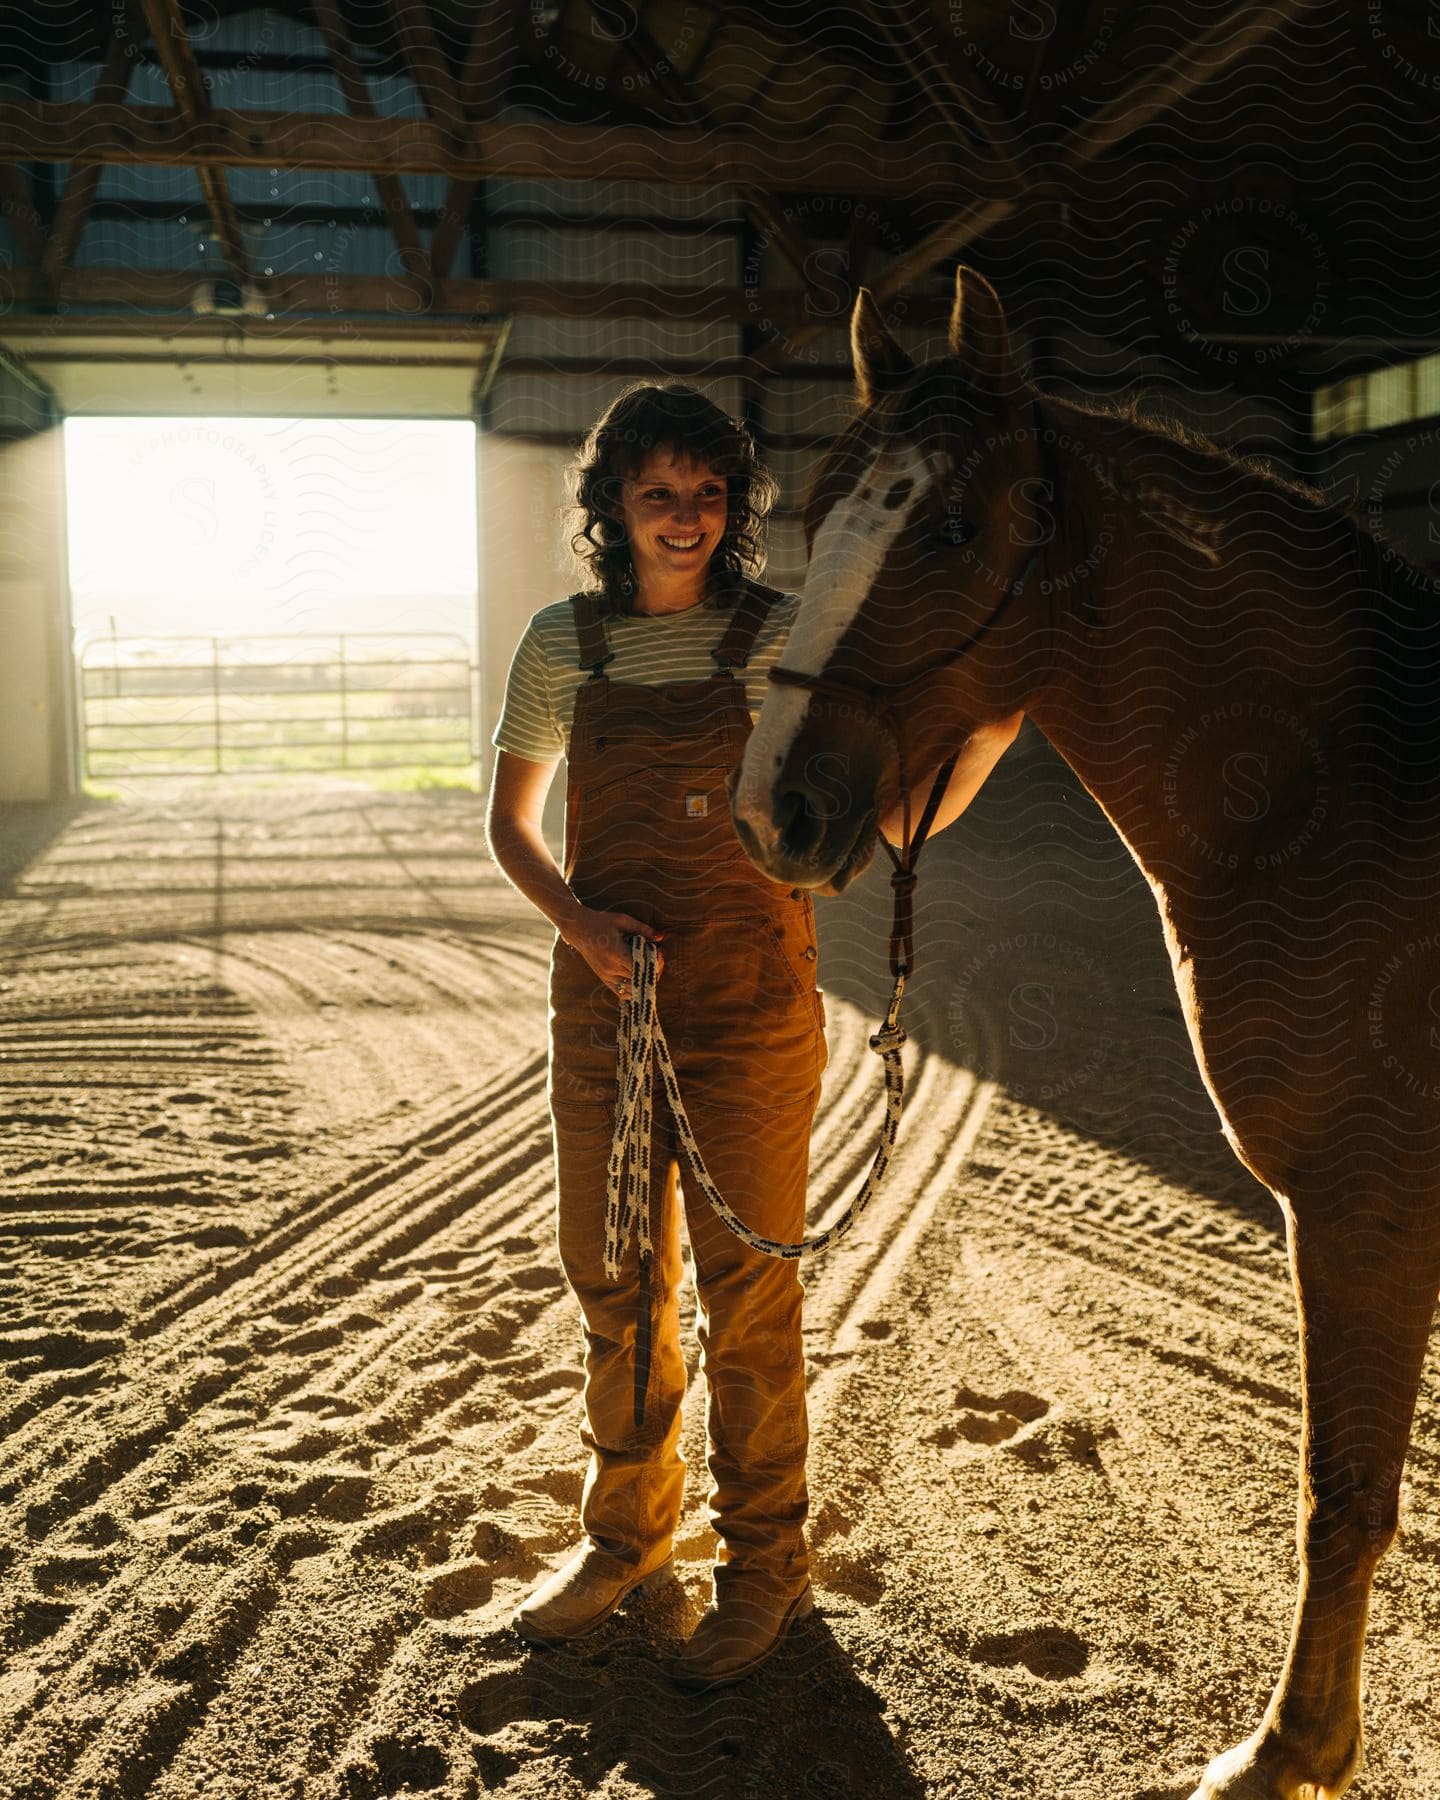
[65,417,477,643]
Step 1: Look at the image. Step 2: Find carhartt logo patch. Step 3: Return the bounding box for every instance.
[684,792,708,817]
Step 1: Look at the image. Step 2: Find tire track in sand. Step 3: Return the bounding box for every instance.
[0,925,560,1798]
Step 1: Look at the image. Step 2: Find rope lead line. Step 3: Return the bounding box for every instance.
[604,934,907,1278]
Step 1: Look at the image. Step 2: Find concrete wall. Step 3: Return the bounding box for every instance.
[0,425,76,803]
[475,432,575,844]
[1318,426,1440,577]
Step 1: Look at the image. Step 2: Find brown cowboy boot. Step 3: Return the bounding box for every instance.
[513,1543,675,1646]
[668,1568,815,1688]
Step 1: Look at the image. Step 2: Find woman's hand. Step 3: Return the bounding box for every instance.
[561,907,665,999]
[484,754,665,1001]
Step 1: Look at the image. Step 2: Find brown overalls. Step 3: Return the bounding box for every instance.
[547,578,826,1600]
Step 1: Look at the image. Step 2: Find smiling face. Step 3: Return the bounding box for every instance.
[616,449,730,597]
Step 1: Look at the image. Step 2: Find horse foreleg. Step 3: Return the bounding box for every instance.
[1193,1194,1440,1800]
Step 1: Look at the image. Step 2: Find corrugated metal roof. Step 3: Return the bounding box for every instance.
[486,177,742,222]
[75,220,206,268]
[187,8,324,59]
[92,162,205,206]
[488,224,735,287]
[488,370,747,437]
[500,317,740,362]
[764,384,858,441]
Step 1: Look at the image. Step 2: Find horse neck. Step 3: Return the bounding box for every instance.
[1018,396,1286,867]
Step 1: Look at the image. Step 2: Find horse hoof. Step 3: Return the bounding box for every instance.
[1190,1730,1361,1800]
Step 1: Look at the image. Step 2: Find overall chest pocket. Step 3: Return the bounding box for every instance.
[582,761,743,863]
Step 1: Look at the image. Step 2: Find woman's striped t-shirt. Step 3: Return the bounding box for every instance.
[491,592,802,763]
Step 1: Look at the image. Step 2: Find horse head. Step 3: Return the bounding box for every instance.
[732,265,1058,893]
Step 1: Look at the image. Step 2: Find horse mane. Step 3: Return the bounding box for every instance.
[822,360,1440,778]
[1038,387,1440,609]
[1035,388,1440,780]
[839,358,1440,610]
[1047,391,1440,805]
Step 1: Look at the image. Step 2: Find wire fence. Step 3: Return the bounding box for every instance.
[78,632,478,778]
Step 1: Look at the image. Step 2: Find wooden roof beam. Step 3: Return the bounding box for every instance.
[864,0,1028,197]
[136,0,250,282]
[611,25,822,295]
[0,164,44,267]
[754,0,1332,366]
[0,103,966,197]
[429,0,516,288]
[40,6,143,281]
[311,0,430,303]
[1059,0,1332,172]
[0,265,956,327]
[384,0,466,144]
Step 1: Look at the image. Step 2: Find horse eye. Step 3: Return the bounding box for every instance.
[937,513,977,549]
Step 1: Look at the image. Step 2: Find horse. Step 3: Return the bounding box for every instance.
[730,265,1440,1800]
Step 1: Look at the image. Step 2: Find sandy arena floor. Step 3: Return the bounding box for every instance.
[2,732,1438,1799]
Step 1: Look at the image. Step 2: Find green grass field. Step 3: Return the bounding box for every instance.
[82,684,477,778]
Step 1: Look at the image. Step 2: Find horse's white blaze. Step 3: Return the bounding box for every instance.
[739,444,932,833]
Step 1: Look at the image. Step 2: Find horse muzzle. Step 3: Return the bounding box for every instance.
[728,754,883,895]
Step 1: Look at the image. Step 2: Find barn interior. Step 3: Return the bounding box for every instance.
[2,4,1440,1797]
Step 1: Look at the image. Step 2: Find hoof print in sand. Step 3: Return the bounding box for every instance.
[469,1518,525,1565]
[459,1668,547,1725]
[929,1386,1050,1448]
[817,1549,885,1605]
[3,1594,76,1649]
[809,1500,854,1546]
[339,1733,449,1798]
[351,1495,472,1565]
[34,1550,115,1593]
[1002,1411,1112,1473]
[970,1625,1089,1681]
[289,1471,374,1523]
[513,1467,583,1510]
[423,1560,494,1618]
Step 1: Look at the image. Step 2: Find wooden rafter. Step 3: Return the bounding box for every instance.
[0,103,967,198]
[0,315,865,375]
[864,0,1027,197]
[1057,0,1331,172]
[429,0,515,289]
[844,199,875,281]
[753,0,1333,366]
[1014,3,1063,122]
[455,1,515,120]
[311,0,429,299]
[136,0,249,282]
[0,164,44,267]
[40,7,142,281]
[613,25,822,294]
[384,0,466,144]
[0,266,955,328]
[737,188,826,289]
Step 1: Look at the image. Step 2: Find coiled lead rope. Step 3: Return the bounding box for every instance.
[604,933,908,1277]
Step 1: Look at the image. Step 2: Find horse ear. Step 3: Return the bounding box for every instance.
[949,265,1016,401]
[851,288,914,406]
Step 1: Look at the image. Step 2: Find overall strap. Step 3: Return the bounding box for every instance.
[712,577,784,673]
[569,591,614,679]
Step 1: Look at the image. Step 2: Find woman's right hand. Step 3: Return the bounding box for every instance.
[561,907,665,998]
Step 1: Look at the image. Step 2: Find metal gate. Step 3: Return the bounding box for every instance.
[78,632,478,778]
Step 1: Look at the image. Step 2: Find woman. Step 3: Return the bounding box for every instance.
[485,384,827,1687]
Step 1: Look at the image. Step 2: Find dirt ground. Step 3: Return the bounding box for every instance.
[2,731,1438,1800]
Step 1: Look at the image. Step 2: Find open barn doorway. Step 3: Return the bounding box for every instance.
[63,416,478,790]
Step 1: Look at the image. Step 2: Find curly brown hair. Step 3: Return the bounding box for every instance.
[566,383,780,614]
